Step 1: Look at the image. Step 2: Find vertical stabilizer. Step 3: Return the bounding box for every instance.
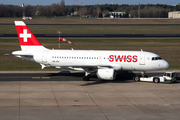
[14,21,47,51]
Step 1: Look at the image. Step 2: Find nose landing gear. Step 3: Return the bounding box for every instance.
[133,71,147,82]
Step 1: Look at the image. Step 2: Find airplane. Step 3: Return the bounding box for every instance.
[12,21,169,81]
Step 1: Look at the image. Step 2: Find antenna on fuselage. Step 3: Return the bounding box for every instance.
[141,49,143,52]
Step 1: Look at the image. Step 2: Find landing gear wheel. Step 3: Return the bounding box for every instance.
[134,76,140,82]
[154,78,159,83]
[83,76,90,81]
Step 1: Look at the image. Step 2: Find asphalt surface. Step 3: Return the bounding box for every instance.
[1,23,180,26]
[0,71,180,120]
[2,33,180,39]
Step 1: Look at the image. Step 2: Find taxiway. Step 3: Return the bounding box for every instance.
[0,72,180,120]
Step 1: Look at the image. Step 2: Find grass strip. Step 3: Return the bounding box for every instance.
[0,38,179,71]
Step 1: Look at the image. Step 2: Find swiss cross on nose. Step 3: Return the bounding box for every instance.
[20,29,31,42]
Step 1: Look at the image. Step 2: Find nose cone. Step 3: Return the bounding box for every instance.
[162,60,169,69]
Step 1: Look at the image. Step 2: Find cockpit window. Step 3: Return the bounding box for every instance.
[158,57,162,60]
[152,57,162,61]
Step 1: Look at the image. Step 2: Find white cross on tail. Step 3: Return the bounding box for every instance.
[20,29,31,42]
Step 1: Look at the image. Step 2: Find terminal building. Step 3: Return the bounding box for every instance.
[109,12,126,18]
[168,11,180,18]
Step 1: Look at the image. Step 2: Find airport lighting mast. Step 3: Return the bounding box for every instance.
[57,31,62,50]
[22,3,25,17]
[138,3,140,18]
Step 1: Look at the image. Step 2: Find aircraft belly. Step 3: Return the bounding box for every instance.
[121,64,132,71]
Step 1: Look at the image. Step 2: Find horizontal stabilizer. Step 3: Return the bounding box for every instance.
[12,50,33,56]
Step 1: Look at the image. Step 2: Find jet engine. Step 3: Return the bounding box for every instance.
[96,68,116,80]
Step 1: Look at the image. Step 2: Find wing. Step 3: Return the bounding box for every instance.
[57,65,114,72]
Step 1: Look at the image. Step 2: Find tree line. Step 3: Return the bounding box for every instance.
[1,1,180,18]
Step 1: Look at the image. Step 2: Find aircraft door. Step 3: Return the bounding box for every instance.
[99,56,102,62]
[139,53,145,65]
[42,52,47,64]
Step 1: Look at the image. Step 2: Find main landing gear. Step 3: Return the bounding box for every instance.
[83,72,90,81]
[133,71,147,82]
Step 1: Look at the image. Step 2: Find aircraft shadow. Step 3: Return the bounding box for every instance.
[0,72,179,86]
[45,71,137,85]
[46,71,180,86]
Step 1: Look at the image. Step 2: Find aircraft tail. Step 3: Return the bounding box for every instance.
[14,21,47,51]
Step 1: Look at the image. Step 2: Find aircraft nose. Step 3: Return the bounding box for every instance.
[163,60,169,69]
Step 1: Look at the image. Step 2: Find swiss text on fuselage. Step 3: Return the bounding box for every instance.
[109,55,138,62]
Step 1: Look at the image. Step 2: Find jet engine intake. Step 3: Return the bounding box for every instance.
[96,68,116,80]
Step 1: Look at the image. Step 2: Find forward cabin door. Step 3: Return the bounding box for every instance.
[139,53,145,65]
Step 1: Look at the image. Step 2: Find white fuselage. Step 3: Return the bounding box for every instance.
[25,49,169,71]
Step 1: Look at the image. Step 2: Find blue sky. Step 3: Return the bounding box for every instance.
[1,0,179,6]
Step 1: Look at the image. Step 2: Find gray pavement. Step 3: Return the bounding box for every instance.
[0,72,180,120]
[1,23,180,26]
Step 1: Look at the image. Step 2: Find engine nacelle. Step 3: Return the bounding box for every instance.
[96,68,116,80]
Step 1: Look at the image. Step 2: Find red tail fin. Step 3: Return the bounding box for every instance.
[14,21,46,51]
